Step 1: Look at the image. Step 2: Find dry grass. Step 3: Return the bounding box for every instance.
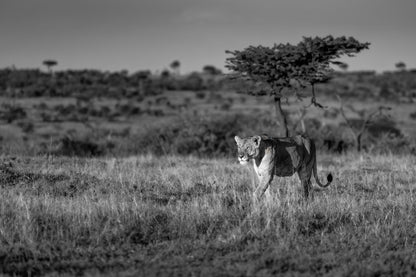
[0,153,415,276]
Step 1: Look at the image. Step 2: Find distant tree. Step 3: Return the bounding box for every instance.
[183,72,204,91]
[43,59,58,74]
[170,60,181,75]
[202,65,222,75]
[226,35,370,136]
[161,69,170,79]
[133,70,151,95]
[160,69,171,91]
[379,84,393,99]
[395,61,406,71]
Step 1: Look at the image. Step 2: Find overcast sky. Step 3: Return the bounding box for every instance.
[1,0,415,73]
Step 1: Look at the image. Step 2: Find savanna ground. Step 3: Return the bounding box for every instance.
[1,71,416,275]
[1,152,416,276]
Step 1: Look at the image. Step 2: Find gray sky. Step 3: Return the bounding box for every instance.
[1,0,415,73]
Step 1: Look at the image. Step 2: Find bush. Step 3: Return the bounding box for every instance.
[134,114,278,157]
[195,91,206,99]
[370,133,414,155]
[0,103,27,123]
[54,136,114,157]
[16,120,35,133]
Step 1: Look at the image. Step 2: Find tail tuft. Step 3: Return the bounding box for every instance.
[327,173,333,183]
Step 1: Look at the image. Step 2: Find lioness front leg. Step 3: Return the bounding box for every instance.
[254,173,274,200]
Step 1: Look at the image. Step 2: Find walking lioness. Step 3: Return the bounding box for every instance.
[234,135,333,199]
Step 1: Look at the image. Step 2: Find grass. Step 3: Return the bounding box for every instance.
[0,152,415,276]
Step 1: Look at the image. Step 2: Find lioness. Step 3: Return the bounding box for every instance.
[234,135,333,199]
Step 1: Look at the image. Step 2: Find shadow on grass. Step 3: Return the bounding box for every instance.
[0,163,104,197]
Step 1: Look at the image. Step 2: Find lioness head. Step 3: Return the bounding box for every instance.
[234,135,261,165]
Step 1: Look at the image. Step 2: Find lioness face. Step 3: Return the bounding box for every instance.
[234,135,261,165]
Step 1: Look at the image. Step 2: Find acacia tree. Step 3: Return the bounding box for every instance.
[133,70,151,96]
[42,59,58,74]
[160,69,171,91]
[170,60,181,76]
[395,61,406,71]
[226,35,370,137]
[202,65,222,75]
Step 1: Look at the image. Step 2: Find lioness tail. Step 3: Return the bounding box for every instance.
[313,156,333,188]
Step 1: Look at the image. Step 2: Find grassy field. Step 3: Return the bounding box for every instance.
[1,152,415,276]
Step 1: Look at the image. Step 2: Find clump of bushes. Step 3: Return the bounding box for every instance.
[134,113,277,157]
[63,113,409,157]
[54,136,114,157]
[16,120,35,133]
[0,103,26,123]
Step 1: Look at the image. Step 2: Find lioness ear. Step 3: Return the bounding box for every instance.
[234,136,242,146]
[253,135,261,147]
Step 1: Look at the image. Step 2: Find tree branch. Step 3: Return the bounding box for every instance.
[292,107,308,134]
[310,83,326,108]
[337,95,358,141]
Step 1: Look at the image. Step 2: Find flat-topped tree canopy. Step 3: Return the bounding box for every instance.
[226,35,370,95]
[42,59,57,67]
[42,59,58,74]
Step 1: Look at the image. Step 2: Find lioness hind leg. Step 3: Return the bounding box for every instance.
[302,180,312,199]
[297,169,312,199]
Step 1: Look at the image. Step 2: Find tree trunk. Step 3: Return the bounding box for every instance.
[356,133,362,152]
[273,96,289,137]
[311,83,315,99]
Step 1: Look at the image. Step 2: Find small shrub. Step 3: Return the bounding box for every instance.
[55,104,77,117]
[220,102,232,111]
[367,118,402,138]
[303,118,322,131]
[370,133,413,154]
[16,120,35,133]
[136,95,145,102]
[54,136,114,157]
[0,103,27,123]
[155,96,168,105]
[195,91,206,99]
[34,102,48,110]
